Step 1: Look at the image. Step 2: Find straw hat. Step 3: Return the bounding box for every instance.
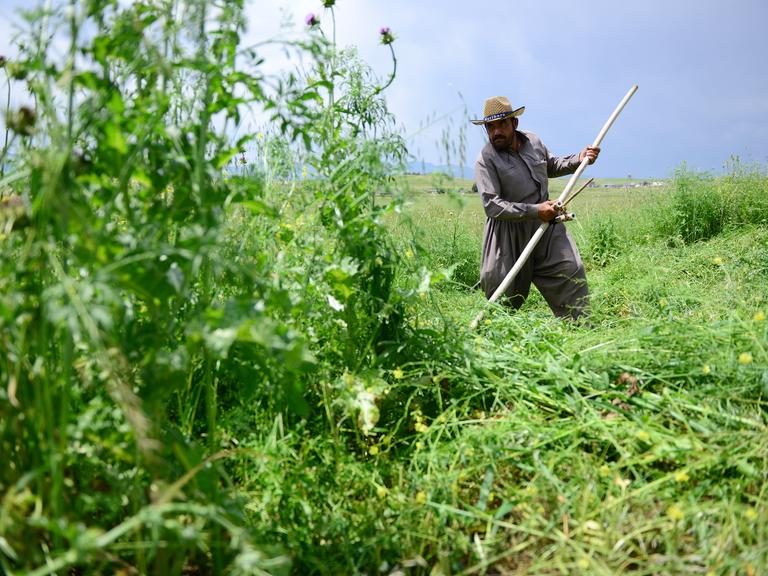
[470,96,525,125]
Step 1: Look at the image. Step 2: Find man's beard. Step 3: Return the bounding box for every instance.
[490,130,516,151]
[491,135,511,150]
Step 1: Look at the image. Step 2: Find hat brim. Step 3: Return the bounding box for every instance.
[470,106,525,125]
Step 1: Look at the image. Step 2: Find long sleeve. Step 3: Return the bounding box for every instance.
[475,153,540,221]
[546,146,581,178]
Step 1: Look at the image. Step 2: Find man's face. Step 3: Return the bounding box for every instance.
[485,117,517,150]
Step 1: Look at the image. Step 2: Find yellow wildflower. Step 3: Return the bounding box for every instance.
[658,298,668,307]
[415,491,427,505]
[415,422,429,434]
[599,464,611,477]
[702,364,711,375]
[754,311,766,322]
[667,504,684,521]
[745,507,758,520]
[712,257,723,265]
[392,368,404,379]
[636,430,650,442]
[674,471,689,483]
[256,132,264,140]
[405,249,414,259]
[368,445,379,456]
[376,485,388,498]
[577,558,590,570]
[738,352,753,365]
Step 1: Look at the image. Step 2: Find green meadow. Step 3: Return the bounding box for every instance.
[1,1,767,575]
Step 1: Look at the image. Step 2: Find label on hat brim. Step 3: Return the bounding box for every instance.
[483,111,512,122]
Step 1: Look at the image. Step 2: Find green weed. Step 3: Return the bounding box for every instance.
[586,216,622,267]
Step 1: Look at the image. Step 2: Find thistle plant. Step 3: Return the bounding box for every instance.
[0,0,318,572]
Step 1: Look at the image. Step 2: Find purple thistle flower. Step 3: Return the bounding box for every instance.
[379,26,394,45]
[305,13,320,27]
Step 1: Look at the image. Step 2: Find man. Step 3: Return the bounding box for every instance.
[472,96,599,320]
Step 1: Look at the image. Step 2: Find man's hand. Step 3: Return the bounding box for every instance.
[579,146,600,165]
[537,200,562,222]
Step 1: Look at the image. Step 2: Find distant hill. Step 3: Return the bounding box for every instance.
[406,161,474,179]
[405,161,662,182]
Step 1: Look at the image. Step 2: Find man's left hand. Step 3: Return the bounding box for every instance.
[579,146,600,165]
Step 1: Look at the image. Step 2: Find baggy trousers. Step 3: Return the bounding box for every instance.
[479,218,589,319]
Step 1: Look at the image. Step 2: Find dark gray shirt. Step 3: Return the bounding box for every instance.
[474,130,580,219]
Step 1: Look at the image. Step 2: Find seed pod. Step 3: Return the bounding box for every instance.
[6,61,27,80]
[7,106,36,136]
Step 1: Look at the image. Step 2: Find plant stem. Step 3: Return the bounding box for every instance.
[66,0,77,146]
[376,43,397,94]
[1,69,10,178]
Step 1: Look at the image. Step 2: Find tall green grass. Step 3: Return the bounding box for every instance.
[654,160,768,244]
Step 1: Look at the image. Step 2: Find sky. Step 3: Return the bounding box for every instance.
[1,0,767,178]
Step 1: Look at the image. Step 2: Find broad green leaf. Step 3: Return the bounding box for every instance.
[105,123,126,153]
